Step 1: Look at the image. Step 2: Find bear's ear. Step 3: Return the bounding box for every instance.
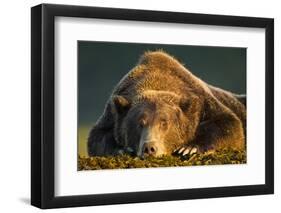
[179,96,199,114]
[112,95,131,113]
[179,98,192,113]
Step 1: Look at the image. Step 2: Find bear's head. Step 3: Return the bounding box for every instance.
[112,91,201,157]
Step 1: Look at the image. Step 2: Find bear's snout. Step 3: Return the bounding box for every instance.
[143,142,158,156]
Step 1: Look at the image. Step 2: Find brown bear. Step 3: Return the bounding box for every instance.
[87,50,246,158]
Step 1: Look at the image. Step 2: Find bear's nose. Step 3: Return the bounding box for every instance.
[143,142,158,156]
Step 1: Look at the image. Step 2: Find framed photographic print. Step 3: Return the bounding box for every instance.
[31,3,274,209]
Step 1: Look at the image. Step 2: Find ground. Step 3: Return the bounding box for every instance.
[78,148,246,170]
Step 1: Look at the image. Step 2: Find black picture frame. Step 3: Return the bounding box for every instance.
[31,3,274,209]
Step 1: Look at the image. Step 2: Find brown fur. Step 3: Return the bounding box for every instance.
[88,50,246,157]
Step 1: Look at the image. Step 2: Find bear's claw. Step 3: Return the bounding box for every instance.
[174,145,199,156]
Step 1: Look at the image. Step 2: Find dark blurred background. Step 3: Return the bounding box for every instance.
[78,41,246,126]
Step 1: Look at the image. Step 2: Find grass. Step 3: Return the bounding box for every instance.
[78,126,246,171]
[78,126,91,157]
[78,148,246,170]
